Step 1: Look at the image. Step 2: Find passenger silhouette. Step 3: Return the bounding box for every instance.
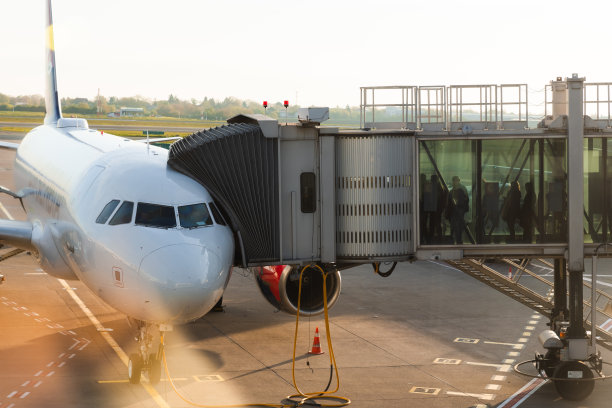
[502,181,521,242]
[423,174,444,243]
[520,182,536,243]
[447,176,469,244]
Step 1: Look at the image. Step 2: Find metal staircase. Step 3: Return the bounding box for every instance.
[447,258,612,351]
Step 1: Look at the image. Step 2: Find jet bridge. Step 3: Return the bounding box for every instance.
[168,75,612,401]
[168,111,415,267]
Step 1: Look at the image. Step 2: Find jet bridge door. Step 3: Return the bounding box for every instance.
[335,134,414,260]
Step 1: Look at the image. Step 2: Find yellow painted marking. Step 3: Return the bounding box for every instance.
[47,25,55,51]
[58,279,169,408]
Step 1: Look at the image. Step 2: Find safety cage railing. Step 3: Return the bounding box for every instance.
[360,84,528,131]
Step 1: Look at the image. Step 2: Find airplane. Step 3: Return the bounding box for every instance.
[0,0,343,385]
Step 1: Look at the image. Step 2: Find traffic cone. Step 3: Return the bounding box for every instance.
[309,327,324,355]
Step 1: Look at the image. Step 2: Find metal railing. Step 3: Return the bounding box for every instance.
[544,82,612,127]
[360,83,528,131]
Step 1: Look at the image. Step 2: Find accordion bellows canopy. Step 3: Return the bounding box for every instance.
[168,123,279,264]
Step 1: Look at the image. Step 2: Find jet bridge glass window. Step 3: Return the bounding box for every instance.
[109,201,134,225]
[135,203,177,228]
[178,203,213,228]
[96,199,120,224]
[418,138,567,246]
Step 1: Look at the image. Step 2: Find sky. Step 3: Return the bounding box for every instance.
[1,0,612,111]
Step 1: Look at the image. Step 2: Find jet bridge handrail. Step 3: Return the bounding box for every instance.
[503,258,612,330]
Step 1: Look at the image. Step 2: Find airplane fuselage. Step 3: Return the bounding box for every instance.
[14,123,234,324]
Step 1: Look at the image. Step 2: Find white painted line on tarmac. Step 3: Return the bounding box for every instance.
[466,361,512,372]
[507,351,520,357]
[0,202,14,220]
[503,359,515,364]
[522,331,532,337]
[491,375,506,381]
[485,384,501,391]
[497,377,547,408]
[454,337,480,344]
[446,391,494,400]
[484,341,521,347]
[583,277,612,288]
[57,279,169,408]
[518,338,529,343]
[525,326,535,330]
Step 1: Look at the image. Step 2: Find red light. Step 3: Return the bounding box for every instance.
[284,100,289,108]
[263,101,268,108]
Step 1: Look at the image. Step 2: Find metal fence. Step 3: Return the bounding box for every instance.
[360,84,528,131]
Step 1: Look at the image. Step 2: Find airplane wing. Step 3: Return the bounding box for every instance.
[0,219,34,251]
[0,141,19,150]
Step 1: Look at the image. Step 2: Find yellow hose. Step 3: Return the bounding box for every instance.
[160,263,351,407]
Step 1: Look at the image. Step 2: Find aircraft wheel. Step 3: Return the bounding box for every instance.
[128,353,143,384]
[148,353,161,385]
[552,360,594,401]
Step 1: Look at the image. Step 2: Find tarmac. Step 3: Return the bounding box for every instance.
[0,135,611,407]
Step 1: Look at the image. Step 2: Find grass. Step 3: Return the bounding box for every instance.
[0,126,34,132]
[108,130,193,138]
[0,113,223,130]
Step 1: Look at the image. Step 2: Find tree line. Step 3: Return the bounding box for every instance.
[0,92,361,124]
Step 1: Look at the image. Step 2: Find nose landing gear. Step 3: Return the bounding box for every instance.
[127,320,170,385]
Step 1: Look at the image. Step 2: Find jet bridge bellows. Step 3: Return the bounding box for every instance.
[168,122,280,264]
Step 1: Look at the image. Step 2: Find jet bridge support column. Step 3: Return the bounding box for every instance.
[552,258,568,329]
[566,75,587,342]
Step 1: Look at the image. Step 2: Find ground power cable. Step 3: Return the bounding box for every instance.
[159,263,351,407]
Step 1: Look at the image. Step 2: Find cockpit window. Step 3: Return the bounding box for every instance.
[96,199,120,224]
[178,203,213,228]
[109,201,134,225]
[209,202,227,226]
[135,203,176,228]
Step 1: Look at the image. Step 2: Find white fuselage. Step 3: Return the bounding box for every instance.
[15,124,234,324]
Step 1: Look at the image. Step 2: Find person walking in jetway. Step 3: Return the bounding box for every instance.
[502,181,521,242]
[446,176,469,244]
[520,182,536,243]
[424,174,446,244]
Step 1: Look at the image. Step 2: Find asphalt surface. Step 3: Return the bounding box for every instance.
[0,136,611,407]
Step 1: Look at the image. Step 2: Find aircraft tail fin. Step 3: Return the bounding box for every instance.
[44,0,62,125]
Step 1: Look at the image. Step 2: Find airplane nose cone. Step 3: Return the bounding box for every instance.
[138,244,228,322]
